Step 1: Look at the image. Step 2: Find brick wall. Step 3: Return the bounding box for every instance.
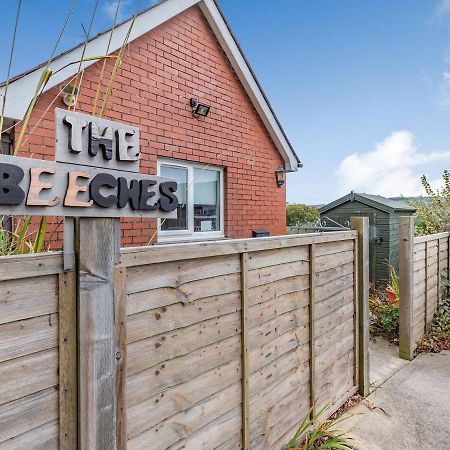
[15,5,287,249]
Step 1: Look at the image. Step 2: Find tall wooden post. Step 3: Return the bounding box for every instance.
[445,225,450,299]
[240,252,250,450]
[308,243,316,414]
[76,218,120,450]
[350,217,370,396]
[399,216,414,360]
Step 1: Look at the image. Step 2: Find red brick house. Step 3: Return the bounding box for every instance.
[0,0,301,248]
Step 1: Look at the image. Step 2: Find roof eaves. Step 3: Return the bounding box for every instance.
[320,192,395,214]
[319,193,352,213]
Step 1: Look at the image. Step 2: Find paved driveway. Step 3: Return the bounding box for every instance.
[343,350,450,450]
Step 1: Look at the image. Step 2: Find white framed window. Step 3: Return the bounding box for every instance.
[157,158,224,242]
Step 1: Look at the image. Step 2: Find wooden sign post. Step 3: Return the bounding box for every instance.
[77,217,120,450]
[0,109,179,450]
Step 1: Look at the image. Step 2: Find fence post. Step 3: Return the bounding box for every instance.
[308,244,316,415]
[240,252,250,450]
[399,216,414,360]
[350,217,370,397]
[445,225,450,296]
[76,218,120,450]
[59,270,77,450]
[424,241,428,333]
[115,267,128,450]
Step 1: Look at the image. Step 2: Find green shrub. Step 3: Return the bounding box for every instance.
[417,281,450,353]
[369,265,400,337]
[430,295,450,333]
[286,203,319,227]
[285,403,353,450]
[408,171,450,236]
[377,304,399,333]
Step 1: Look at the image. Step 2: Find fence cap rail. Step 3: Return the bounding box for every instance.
[119,231,357,267]
[0,251,65,281]
[413,232,450,244]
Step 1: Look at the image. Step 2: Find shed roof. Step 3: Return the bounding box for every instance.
[0,0,301,171]
[319,192,417,214]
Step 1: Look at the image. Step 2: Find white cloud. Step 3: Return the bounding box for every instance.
[436,0,450,16]
[103,0,160,21]
[336,131,450,197]
[104,0,131,21]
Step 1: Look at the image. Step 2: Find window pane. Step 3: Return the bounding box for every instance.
[160,165,188,231]
[194,168,220,232]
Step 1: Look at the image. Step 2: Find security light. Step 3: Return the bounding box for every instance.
[275,167,286,188]
[62,85,79,107]
[190,98,210,117]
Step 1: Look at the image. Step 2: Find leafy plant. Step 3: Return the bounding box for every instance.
[286,203,319,227]
[285,403,354,450]
[0,216,47,256]
[386,262,400,303]
[0,0,131,256]
[377,304,399,333]
[408,171,450,236]
[369,265,400,337]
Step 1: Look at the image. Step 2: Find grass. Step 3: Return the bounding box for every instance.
[0,0,133,256]
[0,216,47,256]
[285,403,354,450]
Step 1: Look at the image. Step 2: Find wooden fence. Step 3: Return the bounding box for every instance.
[0,252,76,449]
[0,223,369,449]
[399,217,450,360]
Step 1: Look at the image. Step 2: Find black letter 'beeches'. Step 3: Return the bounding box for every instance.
[90,173,118,208]
[0,163,25,205]
[88,122,113,160]
[159,181,178,212]
[117,177,140,210]
[139,180,158,210]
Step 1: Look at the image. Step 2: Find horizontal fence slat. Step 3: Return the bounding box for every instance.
[0,348,58,406]
[0,387,58,444]
[0,252,64,281]
[0,314,58,363]
[0,419,59,450]
[413,232,450,244]
[0,275,58,325]
[119,231,357,267]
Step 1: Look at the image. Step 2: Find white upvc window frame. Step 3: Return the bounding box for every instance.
[157,158,225,242]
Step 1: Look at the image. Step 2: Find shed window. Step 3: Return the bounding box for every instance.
[157,159,224,241]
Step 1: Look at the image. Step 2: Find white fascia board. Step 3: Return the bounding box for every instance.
[199,0,298,171]
[0,0,200,120]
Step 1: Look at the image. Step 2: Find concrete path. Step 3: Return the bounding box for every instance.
[369,337,408,392]
[343,350,450,450]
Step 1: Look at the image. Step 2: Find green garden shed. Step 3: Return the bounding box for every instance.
[319,192,416,286]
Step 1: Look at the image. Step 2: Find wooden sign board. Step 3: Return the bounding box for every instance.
[0,109,178,218]
[55,108,140,173]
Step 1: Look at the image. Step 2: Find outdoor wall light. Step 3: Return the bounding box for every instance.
[275,167,286,188]
[62,85,79,107]
[190,98,210,117]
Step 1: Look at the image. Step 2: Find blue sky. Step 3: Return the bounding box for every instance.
[1,0,450,204]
